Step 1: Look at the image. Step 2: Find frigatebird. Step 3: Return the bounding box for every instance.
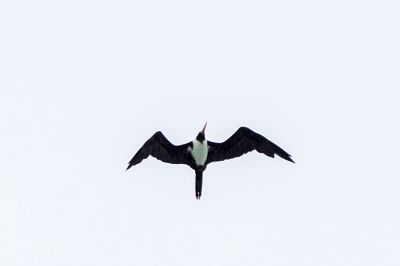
[127,123,294,199]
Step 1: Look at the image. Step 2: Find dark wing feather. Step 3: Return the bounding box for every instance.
[127,131,190,170]
[206,127,294,164]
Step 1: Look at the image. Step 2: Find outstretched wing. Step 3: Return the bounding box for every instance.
[206,127,294,164]
[127,131,190,170]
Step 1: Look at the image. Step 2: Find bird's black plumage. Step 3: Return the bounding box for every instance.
[127,125,294,199]
[126,131,190,170]
[206,127,294,164]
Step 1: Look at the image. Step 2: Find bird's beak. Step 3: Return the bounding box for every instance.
[201,122,207,134]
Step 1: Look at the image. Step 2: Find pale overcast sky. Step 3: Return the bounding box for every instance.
[1,0,399,265]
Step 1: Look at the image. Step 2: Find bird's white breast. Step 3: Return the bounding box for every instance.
[190,140,208,166]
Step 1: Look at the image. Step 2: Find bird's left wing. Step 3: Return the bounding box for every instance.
[206,127,294,164]
[127,131,190,170]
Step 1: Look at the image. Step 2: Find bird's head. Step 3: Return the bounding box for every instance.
[196,122,207,142]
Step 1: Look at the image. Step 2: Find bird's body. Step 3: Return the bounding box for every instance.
[127,123,294,199]
[189,139,208,167]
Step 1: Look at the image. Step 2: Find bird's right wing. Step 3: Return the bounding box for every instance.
[127,131,190,170]
[206,127,294,164]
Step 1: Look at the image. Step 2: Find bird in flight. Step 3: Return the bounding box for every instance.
[127,123,294,199]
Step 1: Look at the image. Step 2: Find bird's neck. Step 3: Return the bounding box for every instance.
[193,139,207,145]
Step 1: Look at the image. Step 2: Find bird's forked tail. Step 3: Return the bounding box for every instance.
[195,170,203,200]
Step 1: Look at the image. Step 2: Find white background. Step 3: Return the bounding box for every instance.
[1,0,399,265]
